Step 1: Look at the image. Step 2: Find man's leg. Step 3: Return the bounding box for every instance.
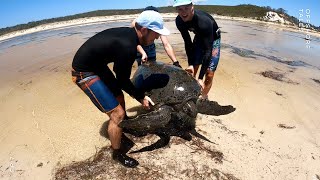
[107,105,139,168]
[193,65,200,77]
[110,94,126,145]
[202,70,215,98]
[187,36,201,77]
[73,73,138,168]
[202,38,221,99]
[107,105,125,150]
[106,93,138,168]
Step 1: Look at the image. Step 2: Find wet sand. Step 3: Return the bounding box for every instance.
[0,15,320,179]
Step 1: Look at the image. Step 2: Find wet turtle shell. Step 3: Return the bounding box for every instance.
[132,61,201,107]
[119,61,236,153]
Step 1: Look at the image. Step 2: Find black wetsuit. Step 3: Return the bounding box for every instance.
[176,10,220,79]
[72,27,145,100]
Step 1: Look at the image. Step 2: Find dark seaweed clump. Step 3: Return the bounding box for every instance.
[259,70,299,84]
[277,124,296,129]
[311,78,320,85]
[260,71,284,81]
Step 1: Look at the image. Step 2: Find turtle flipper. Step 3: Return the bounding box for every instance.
[119,105,172,133]
[129,133,170,154]
[196,99,236,116]
[189,129,214,143]
[120,133,135,153]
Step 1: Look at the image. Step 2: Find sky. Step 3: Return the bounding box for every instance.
[1,0,319,29]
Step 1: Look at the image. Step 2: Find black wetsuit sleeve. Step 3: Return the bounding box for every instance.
[198,20,214,80]
[114,55,145,101]
[176,17,194,65]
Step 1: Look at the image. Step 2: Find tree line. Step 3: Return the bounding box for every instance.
[0,4,319,37]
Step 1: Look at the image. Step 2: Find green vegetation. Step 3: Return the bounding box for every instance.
[0,4,318,37]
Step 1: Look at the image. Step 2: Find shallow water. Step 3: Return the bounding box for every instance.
[218,20,320,69]
[0,21,131,51]
[0,18,319,69]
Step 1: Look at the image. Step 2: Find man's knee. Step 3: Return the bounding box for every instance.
[206,71,215,79]
[109,105,125,125]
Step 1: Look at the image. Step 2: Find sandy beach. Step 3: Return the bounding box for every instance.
[0,14,320,180]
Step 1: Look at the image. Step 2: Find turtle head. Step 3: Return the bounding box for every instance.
[172,99,198,130]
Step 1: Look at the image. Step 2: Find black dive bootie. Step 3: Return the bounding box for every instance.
[112,149,139,168]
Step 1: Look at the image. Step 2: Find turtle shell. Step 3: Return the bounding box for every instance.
[132,61,201,106]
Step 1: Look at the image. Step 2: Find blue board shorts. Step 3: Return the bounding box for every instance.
[193,37,221,71]
[72,70,120,113]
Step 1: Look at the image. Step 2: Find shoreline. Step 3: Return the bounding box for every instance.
[0,13,319,179]
[1,13,319,42]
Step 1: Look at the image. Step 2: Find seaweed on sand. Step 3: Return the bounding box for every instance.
[312,78,320,85]
[277,124,296,129]
[259,70,299,84]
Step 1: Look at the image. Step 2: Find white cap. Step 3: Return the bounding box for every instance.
[173,0,192,7]
[136,10,170,36]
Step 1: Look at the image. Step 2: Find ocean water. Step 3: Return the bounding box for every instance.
[0,21,131,50]
[0,19,319,69]
[218,20,320,69]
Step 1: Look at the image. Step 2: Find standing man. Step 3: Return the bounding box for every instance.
[71,11,169,168]
[173,0,221,100]
[133,6,182,68]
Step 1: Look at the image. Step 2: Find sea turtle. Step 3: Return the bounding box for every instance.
[119,61,235,153]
